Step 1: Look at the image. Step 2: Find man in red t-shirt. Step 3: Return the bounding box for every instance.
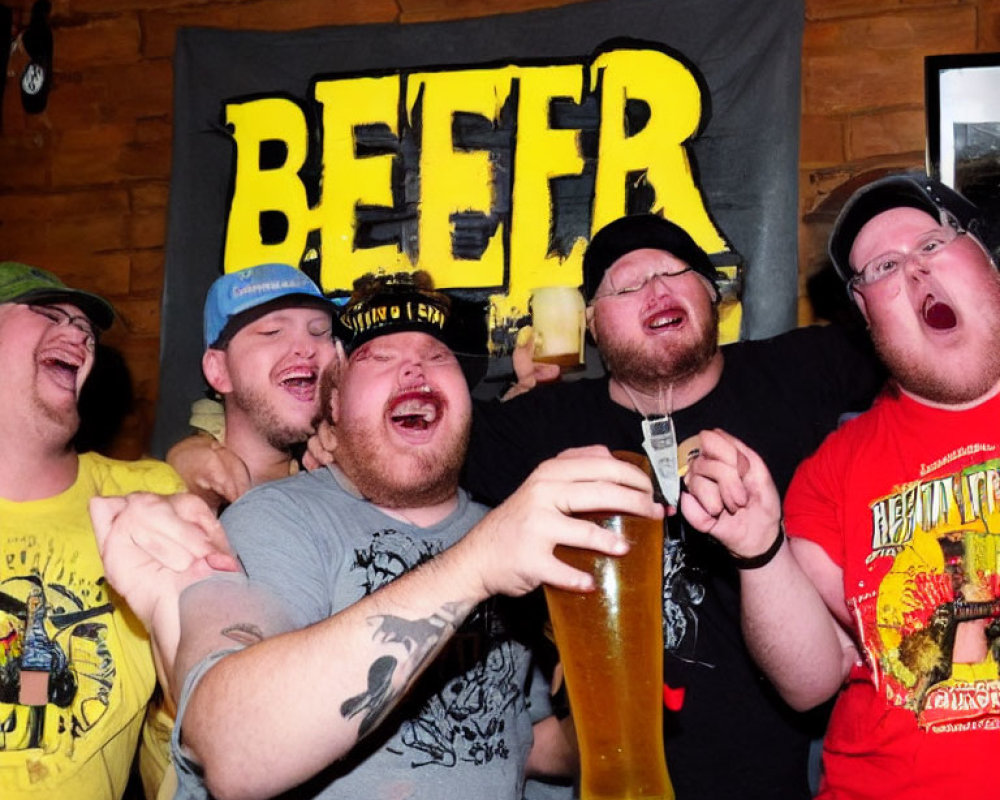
[679,173,1000,798]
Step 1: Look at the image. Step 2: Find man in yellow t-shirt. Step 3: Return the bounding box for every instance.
[0,262,199,799]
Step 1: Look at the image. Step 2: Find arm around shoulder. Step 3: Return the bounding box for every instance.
[167,432,252,513]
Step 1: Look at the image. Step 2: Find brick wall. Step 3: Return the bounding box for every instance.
[1,0,997,456]
[800,0,1000,321]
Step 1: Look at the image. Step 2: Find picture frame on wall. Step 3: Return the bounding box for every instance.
[926,52,1000,218]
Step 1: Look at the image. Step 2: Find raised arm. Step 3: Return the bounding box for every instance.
[498,327,562,402]
[680,429,858,711]
[179,447,661,800]
[89,492,239,707]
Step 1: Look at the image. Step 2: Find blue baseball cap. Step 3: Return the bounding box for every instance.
[204,264,333,349]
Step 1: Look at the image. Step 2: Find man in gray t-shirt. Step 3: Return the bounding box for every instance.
[193,468,536,800]
[96,272,663,800]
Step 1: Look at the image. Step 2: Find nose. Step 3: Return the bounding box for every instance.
[902,250,933,280]
[291,329,318,357]
[646,272,673,298]
[400,359,426,383]
[54,320,95,350]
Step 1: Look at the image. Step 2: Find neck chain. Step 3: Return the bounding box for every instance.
[620,382,673,419]
[620,382,680,506]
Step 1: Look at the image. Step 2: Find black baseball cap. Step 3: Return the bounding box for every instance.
[337,271,454,354]
[335,271,489,387]
[829,172,996,282]
[582,214,723,301]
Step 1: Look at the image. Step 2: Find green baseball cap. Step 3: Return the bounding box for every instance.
[0,261,115,331]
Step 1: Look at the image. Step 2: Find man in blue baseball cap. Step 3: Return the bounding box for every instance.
[169,264,339,512]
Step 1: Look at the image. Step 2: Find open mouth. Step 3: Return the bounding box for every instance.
[643,306,686,333]
[388,387,443,434]
[921,296,957,331]
[278,366,319,400]
[39,355,80,392]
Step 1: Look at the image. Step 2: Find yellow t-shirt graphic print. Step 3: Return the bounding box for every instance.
[0,452,183,800]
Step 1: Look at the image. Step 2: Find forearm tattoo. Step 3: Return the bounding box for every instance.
[341,602,468,737]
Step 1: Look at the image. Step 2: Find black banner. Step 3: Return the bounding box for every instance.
[152,0,803,455]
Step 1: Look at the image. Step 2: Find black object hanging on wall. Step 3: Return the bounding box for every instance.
[20,0,52,114]
[0,5,12,128]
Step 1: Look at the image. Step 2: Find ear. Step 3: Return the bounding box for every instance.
[585,305,598,344]
[850,286,871,326]
[202,349,234,395]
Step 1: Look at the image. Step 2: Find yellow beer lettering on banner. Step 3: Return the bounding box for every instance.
[591,49,721,249]
[591,49,739,340]
[406,68,512,289]
[315,76,405,290]
[220,48,741,345]
[224,97,313,270]
[504,64,588,323]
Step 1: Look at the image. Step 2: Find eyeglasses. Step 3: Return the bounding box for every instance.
[26,304,97,348]
[591,266,694,301]
[848,225,965,290]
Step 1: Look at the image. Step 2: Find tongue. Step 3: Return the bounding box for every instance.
[923,302,957,330]
[281,376,315,400]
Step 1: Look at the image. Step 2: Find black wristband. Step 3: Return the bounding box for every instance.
[729,523,785,570]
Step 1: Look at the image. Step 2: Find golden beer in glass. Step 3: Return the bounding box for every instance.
[544,451,673,800]
[529,286,586,372]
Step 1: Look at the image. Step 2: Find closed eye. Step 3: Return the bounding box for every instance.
[33,307,62,323]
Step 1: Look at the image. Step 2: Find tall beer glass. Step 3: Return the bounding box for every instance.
[543,451,673,800]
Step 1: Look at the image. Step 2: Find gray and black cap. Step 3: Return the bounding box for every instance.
[829,172,998,283]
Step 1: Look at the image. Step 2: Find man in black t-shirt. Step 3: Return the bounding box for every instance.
[464,215,885,800]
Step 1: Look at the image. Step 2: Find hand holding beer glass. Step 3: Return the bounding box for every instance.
[544,451,674,800]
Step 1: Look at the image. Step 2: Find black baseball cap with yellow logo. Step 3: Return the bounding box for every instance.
[338,271,453,354]
[335,271,489,386]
